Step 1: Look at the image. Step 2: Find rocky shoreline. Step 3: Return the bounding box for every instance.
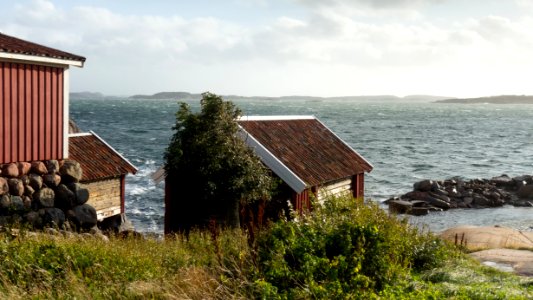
[386,174,533,216]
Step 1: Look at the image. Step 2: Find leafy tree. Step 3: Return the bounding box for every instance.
[164,92,273,233]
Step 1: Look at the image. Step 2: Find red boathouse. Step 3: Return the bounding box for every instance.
[237,116,373,211]
[0,32,136,222]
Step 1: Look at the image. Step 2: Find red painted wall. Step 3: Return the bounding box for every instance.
[0,61,64,164]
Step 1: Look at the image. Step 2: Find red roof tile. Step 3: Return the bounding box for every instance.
[238,116,372,188]
[0,32,85,63]
[69,133,137,182]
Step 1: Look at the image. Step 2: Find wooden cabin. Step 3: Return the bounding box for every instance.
[69,132,137,221]
[237,116,373,211]
[0,32,136,223]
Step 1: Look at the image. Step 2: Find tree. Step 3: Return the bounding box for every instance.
[164,93,274,233]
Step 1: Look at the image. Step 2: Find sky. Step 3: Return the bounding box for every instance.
[2,0,533,98]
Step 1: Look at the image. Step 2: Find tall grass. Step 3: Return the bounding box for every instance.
[0,195,530,299]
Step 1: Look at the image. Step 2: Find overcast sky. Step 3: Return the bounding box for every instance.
[2,0,533,98]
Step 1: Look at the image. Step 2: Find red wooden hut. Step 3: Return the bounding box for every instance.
[0,32,84,163]
[0,32,136,223]
[237,116,373,211]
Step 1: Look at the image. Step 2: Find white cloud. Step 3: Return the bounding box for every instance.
[2,0,533,97]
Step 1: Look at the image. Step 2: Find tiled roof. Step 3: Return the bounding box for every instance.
[69,132,137,182]
[238,116,372,189]
[0,32,85,63]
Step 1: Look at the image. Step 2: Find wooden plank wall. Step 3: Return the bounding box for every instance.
[0,62,64,164]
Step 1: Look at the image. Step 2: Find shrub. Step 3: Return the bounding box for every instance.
[254,194,455,298]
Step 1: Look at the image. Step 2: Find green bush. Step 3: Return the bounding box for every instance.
[254,195,455,298]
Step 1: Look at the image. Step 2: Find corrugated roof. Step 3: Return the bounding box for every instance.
[69,132,137,182]
[238,116,372,189]
[0,32,86,63]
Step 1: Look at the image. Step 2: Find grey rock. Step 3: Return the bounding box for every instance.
[68,204,97,230]
[34,188,55,208]
[414,180,433,192]
[0,195,11,210]
[67,183,90,205]
[517,185,533,199]
[425,195,451,209]
[7,178,24,196]
[43,174,61,188]
[45,160,59,174]
[59,160,83,183]
[408,207,429,216]
[42,208,65,227]
[29,173,43,191]
[24,211,42,228]
[388,200,413,214]
[473,195,491,207]
[23,185,35,197]
[10,196,25,212]
[55,184,75,209]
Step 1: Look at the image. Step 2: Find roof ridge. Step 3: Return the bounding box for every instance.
[238,115,315,121]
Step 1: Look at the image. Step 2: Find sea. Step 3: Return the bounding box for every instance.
[70,98,533,234]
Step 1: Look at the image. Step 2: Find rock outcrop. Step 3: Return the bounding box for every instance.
[386,175,533,216]
[439,225,533,276]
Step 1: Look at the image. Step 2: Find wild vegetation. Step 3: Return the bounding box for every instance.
[0,195,531,299]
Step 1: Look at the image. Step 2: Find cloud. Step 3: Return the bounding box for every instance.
[2,0,533,97]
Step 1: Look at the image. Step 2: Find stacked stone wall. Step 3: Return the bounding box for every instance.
[0,159,98,231]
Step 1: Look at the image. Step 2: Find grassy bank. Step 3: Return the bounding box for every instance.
[0,197,531,299]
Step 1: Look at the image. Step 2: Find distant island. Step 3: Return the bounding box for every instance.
[126,92,452,102]
[436,95,533,104]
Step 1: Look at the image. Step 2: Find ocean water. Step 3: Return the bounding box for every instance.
[70,98,533,233]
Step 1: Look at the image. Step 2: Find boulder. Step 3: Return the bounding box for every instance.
[388,200,413,214]
[17,162,31,176]
[22,196,32,209]
[403,190,428,201]
[10,196,24,212]
[0,195,11,210]
[34,188,55,208]
[429,191,451,203]
[23,185,35,197]
[68,204,97,230]
[31,161,48,175]
[29,174,43,191]
[67,183,90,205]
[0,178,8,196]
[409,207,430,216]
[517,185,533,199]
[59,160,83,183]
[41,208,65,227]
[43,174,61,188]
[2,163,19,177]
[55,184,75,209]
[413,179,433,192]
[19,175,30,185]
[7,178,24,196]
[472,195,491,207]
[24,211,42,228]
[425,195,451,209]
[439,225,533,251]
[44,160,59,174]
[490,175,513,187]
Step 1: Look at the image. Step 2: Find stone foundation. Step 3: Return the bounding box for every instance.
[0,159,97,231]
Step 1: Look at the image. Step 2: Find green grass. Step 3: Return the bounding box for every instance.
[0,197,531,299]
